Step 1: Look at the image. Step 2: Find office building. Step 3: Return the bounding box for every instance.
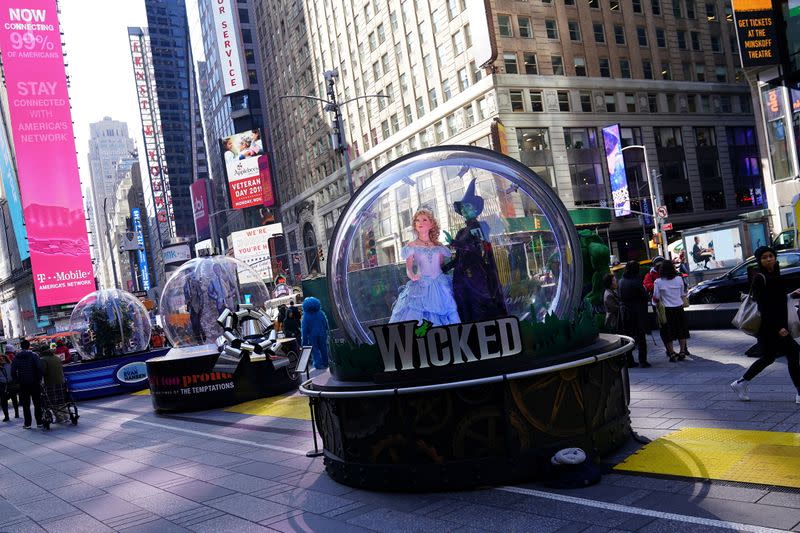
[254,0,764,267]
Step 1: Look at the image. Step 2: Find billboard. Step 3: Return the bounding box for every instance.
[190,179,211,241]
[230,223,283,281]
[685,227,744,272]
[602,124,631,217]
[0,1,95,306]
[131,208,151,291]
[466,0,497,68]
[731,0,779,66]
[0,119,28,261]
[258,154,276,207]
[221,130,267,209]
[211,0,248,95]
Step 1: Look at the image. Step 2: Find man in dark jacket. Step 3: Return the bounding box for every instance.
[10,339,43,428]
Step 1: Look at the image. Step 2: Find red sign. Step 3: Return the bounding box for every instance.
[662,222,673,231]
[221,131,266,209]
[259,155,275,207]
[0,1,95,306]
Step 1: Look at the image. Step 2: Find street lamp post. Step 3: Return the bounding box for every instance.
[102,197,120,289]
[279,68,389,198]
[621,145,668,258]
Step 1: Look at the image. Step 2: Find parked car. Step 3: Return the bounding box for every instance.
[687,249,800,304]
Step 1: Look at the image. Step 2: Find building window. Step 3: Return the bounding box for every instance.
[372,61,381,81]
[519,16,533,38]
[589,0,599,7]
[614,25,625,44]
[458,68,469,90]
[652,0,661,14]
[404,104,413,125]
[673,0,682,17]
[574,56,587,76]
[452,32,466,55]
[568,20,582,41]
[648,93,658,112]
[442,79,453,101]
[464,105,475,128]
[727,126,764,207]
[381,120,391,140]
[369,31,377,51]
[691,31,702,50]
[524,53,539,74]
[593,23,605,42]
[504,52,519,74]
[655,127,692,213]
[565,128,606,206]
[706,2,717,20]
[643,59,653,79]
[429,88,438,109]
[599,58,611,77]
[662,62,671,80]
[435,121,445,143]
[605,93,616,112]
[666,93,676,112]
[545,19,559,39]
[687,93,697,112]
[558,90,571,111]
[637,26,648,46]
[625,93,636,112]
[416,97,425,118]
[711,35,722,52]
[516,128,556,188]
[695,127,724,209]
[580,91,593,111]
[620,58,631,78]
[552,55,564,75]
[510,90,524,111]
[391,114,400,133]
[687,1,695,18]
[656,28,667,47]
[530,90,544,111]
[498,14,513,37]
[720,94,732,112]
[677,30,687,49]
[610,0,621,10]
[695,63,705,81]
[633,0,643,11]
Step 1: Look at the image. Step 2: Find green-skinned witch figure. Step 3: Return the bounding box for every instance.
[443,178,508,322]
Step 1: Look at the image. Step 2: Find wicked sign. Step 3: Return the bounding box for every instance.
[370,317,522,372]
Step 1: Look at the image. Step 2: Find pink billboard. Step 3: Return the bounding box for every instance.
[190,179,211,241]
[0,1,95,306]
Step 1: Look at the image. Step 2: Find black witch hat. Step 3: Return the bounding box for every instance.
[453,178,484,216]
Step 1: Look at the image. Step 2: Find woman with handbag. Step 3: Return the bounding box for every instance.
[603,274,621,332]
[653,260,691,362]
[0,353,19,421]
[731,246,800,403]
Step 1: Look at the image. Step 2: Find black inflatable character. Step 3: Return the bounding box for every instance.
[444,178,507,322]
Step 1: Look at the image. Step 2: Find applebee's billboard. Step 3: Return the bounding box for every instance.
[0,2,95,306]
[220,130,266,209]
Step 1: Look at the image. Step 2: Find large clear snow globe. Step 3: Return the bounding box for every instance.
[69,289,152,360]
[159,255,272,348]
[329,145,584,345]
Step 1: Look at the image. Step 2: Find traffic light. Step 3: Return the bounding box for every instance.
[365,229,377,267]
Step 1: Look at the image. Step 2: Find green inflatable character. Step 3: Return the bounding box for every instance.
[578,229,611,313]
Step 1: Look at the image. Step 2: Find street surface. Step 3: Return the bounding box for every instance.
[1,329,800,532]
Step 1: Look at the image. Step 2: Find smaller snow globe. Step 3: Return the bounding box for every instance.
[159,255,272,348]
[69,289,152,360]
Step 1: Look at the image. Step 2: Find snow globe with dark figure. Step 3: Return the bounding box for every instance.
[147,255,300,412]
[299,146,635,491]
[444,178,508,322]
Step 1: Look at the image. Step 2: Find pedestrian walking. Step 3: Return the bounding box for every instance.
[283,300,302,342]
[603,274,621,333]
[10,339,43,428]
[619,261,651,368]
[731,246,800,403]
[39,346,67,422]
[0,352,19,421]
[643,256,672,350]
[653,260,691,362]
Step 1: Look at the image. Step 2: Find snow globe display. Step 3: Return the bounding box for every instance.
[329,145,586,366]
[69,289,152,360]
[159,255,271,348]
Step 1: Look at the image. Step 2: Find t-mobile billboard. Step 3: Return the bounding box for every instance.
[190,179,211,241]
[0,2,94,306]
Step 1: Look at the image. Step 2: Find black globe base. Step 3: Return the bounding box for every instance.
[302,334,634,492]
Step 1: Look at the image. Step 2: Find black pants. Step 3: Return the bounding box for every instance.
[1,389,19,419]
[18,383,42,427]
[743,336,800,391]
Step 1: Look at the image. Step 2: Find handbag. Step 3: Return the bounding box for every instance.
[732,274,763,336]
[656,301,667,326]
[788,296,800,338]
[682,295,690,308]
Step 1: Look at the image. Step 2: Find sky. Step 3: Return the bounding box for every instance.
[59,0,205,195]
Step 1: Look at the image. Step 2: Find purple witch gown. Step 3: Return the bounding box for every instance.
[389,245,460,326]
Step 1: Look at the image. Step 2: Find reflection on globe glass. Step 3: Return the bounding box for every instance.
[68,289,152,360]
[159,255,271,348]
[329,146,583,345]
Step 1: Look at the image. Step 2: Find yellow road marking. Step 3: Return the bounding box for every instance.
[616,428,800,488]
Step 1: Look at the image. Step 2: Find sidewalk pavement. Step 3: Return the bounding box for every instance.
[0,329,798,533]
